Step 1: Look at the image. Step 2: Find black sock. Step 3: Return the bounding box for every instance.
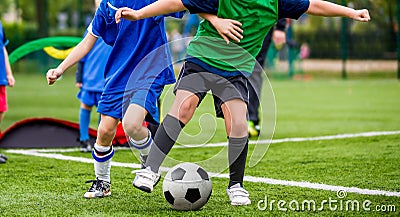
[228,136,249,188]
[145,114,185,173]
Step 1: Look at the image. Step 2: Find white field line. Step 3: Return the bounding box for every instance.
[19,131,400,153]
[7,144,400,198]
[176,130,400,148]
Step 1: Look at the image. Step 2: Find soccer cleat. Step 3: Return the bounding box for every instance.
[0,154,7,163]
[254,124,261,134]
[132,167,160,193]
[226,183,251,206]
[80,140,92,153]
[84,178,111,199]
[139,154,148,169]
[248,121,260,137]
[0,154,8,161]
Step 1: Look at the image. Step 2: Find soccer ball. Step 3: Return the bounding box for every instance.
[162,162,212,211]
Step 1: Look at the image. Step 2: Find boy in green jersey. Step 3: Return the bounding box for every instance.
[116,0,370,205]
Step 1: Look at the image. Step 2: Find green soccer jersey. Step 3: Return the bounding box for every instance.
[186,0,278,75]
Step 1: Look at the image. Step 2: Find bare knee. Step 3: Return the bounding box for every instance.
[176,100,197,123]
[122,120,145,138]
[230,118,248,137]
[97,124,116,144]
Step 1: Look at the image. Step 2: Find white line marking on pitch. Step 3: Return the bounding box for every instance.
[7,135,400,198]
[176,130,400,148]
[16,131,400,152]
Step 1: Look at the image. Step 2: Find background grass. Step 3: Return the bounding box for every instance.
[0,71,399,216]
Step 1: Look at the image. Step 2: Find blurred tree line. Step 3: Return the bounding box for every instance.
[0,0,398,59]
[1,0,95,52]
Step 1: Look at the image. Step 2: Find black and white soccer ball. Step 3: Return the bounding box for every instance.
[163,162,212,211]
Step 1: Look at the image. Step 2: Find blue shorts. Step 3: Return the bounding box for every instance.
[77,90,102,107]
[97,83,163,125]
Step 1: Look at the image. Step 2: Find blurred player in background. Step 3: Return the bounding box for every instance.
[0,21,15,164]
[75,1,112,152]
[248,19,287,137]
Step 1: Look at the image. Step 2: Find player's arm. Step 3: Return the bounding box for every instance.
[198,13,243,44]
[115,0,243,43]
[306,0,370,22]
[3,47,15,87]
[46,33,97,85]
[115,0,185,23]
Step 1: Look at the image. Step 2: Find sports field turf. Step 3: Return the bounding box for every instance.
[0,72,399,216]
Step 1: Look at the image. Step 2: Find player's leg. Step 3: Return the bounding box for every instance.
[79,102,93,152]
[247,69,262,137]
[221,99,251,205]
[212,74,250,205]
[133,90,199,193]
[248,33,272,137]
[84,114,118,199]
[0,85,8,127]
[77,90,99,152]
[122,103,150,168]
[0,86,7,163]
[133,62,206,193]
[147,89,199,169]
[145,61,206,173]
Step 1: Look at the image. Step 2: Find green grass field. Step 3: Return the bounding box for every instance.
[0,72,399,216]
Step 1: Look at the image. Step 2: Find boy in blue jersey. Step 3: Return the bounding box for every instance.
[76,35,111,153]
[46,0,243,199]
[116,0,370,205]
[0,21,15,164]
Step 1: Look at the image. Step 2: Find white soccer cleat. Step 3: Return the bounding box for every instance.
[132,167,160,193]
[226,183,251,206]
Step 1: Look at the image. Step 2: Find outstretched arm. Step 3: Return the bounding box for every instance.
[306,0,370,22]
[115,0,185,23]
[46,33,97,85]
[115,0,244,44]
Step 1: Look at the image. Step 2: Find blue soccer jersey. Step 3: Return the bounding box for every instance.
[80,37,111,92]
[87,0,184,120]
[0,22,9,86]
[88,0,184,94]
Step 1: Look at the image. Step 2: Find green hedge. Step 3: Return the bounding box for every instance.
[3,22,38,53]
[293,29,396,59]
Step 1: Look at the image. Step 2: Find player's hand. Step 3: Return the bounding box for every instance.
[211,18,243,44]
[7,74,15,87]
[46,68,63,85]
[352,9,370,22]
[75,83,82,88]
[115,7,139,23]
[272,30,286,50]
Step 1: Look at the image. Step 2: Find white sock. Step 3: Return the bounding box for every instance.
[94,143,110,152]
[94,160,111,182]
[93,143,113,182]
[129,130,153,155]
